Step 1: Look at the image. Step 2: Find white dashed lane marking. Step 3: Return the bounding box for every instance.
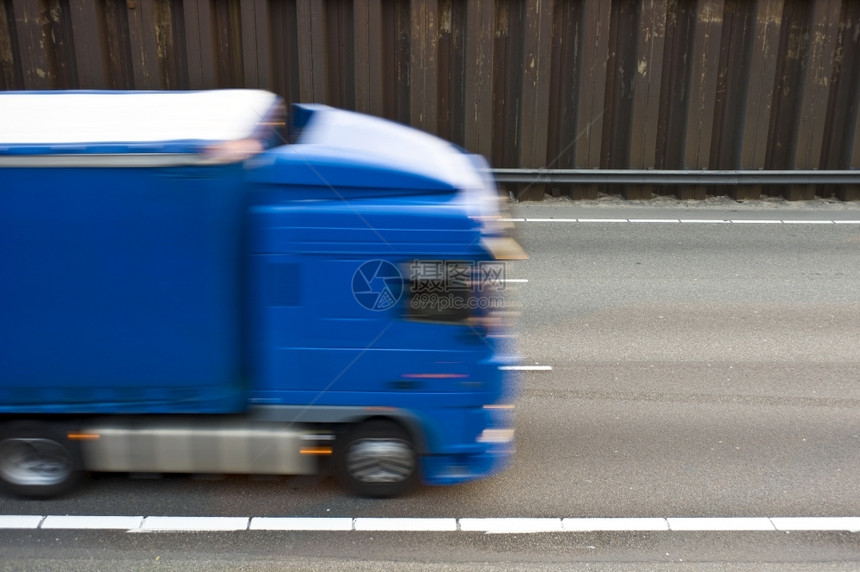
[0,515,44,529]
[354,518,458,532]
[139,516,249,532]
[667,517,775,531]
[0,515,857,533]
[41,516,144,530]
[250,517,353,531]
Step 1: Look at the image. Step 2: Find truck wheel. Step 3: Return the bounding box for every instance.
[0,423,82,498]
[337,420,418,498]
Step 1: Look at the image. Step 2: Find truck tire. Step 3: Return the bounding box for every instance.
[337,420,418,498]
[0,422,82,498]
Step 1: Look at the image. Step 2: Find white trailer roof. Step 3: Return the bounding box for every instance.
[0,90,281,150]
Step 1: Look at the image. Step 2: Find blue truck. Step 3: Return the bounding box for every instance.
[0,90,523,498]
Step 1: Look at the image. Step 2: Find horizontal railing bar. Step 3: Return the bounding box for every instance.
[491,169,860,185]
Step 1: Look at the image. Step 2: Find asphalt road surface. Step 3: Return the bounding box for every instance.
[1,198,859,570]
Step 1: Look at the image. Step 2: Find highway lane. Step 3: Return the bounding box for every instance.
[0,530,858,571]
[1,201,858,568]
[504,201,860,519]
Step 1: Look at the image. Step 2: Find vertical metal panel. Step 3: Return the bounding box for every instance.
[680,0,723,199]
[575,0,611,168]
[823,1,860,201]
[794,0,841,169]
[437,0,452,137]
[738,0,782,200]
[255,0,272,89]
[847,2,860,171]
[11,0,52,88]
[603,0,644,199]
[464,0,495,158]
[0,1,21,89]
[710,0,753,169]
[183,0,216,89]
[601,0,638,171]
[630,0,666,169]
[380,0,410,124]
[69,0,105,88]
[324,0,354,109]
[211,0,244,88]
[710,0,755,199]
[491,0,524,169]
[546,0,580,175]
[448,0,466,146]
[43,0,76,89]
[766,0,815,199]
[296,0,314,100]
[766,0,813,171]
[101,0,132,89]
[354,0,383,115]
[409,0,438,132]
[436,0,465,145]
[182,0,204,88]
[296,0,327,102]
[822,0,860,170]
[741,0,783,169]
[656,0,695,172]
[240,0,271,89]
[269,0,300,105]
[848,69,860,200]
[126,0,160,89]
[154,0,183,89]
[794,0,841,199]
[575,0,611,198]
[684,0,723,170]
[516,0,553,201]
[629,0,666,202]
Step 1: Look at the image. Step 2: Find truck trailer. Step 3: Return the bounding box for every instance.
[0,90,522,498]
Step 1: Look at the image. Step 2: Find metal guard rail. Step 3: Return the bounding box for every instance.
[491,169,860,186]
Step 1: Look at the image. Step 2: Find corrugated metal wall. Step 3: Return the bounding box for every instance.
[1,0,859,200]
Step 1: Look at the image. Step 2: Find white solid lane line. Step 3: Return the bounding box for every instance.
[499,365,553,371]
[1,515,858,533]
[503,218,860,224]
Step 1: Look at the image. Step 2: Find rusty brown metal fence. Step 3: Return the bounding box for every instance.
[1,0,859,200]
